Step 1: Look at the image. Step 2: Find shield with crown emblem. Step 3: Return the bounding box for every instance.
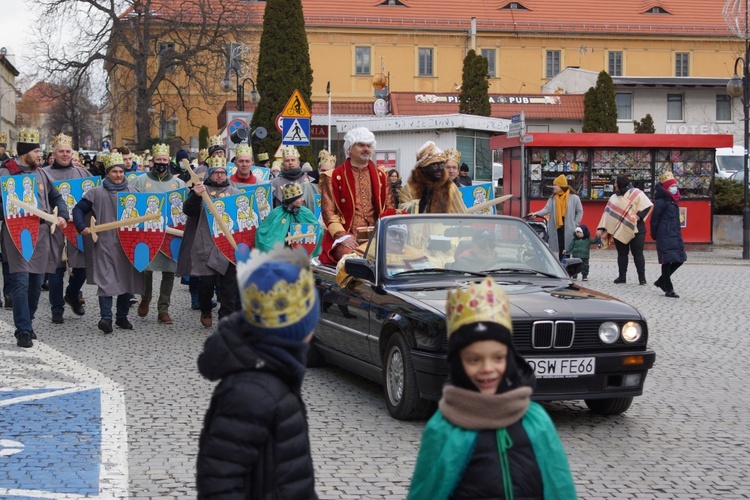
[1,174,41,261]
[160,188,188,262]
[54,177,100,251]
[116,192,167,271]
[286,222,321,256]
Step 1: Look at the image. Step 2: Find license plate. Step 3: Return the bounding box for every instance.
[526,357,595,378]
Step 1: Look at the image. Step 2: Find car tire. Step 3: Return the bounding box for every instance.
[584,397,634,416]
[383,334,434,421]
[306,339,326,368]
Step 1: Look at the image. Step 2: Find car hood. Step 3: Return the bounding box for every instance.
[397,281,643,320]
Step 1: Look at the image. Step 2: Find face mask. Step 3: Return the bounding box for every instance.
[668,186,678,195]
[153,162,169,173]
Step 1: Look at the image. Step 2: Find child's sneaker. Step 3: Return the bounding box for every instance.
[582,276,588,281]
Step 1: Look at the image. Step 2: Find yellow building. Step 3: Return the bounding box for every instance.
[109,0,744,149]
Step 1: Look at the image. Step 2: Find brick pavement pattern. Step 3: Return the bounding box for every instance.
[0,246,748,498]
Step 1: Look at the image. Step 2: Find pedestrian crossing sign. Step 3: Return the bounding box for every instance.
[281,89,311,118]
[281,118,310,146]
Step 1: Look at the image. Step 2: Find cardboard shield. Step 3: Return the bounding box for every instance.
[288,222,320,256]
[1,174,41,261]
[203,187,269,264]
[251,167,270,182]
[160,188,188,262]
[54,177,101,251]
[459,182,495,215]
[125,171,147,182]
[253,184,272,223]
[116,192,167,271]
[314,193,322,224]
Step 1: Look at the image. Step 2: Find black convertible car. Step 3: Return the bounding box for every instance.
[311,214,655,420]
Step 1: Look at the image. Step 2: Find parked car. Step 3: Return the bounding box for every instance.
[311,214,656,420]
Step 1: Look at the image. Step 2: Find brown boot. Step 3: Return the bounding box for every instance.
[157,312,173,324]
[137,297,151,317]
[200,314,212,328]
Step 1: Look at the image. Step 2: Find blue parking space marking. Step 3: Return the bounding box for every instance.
[0,389,62,403]
[0,388,101,496]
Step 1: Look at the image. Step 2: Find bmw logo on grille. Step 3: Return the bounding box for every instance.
[544,309,558,315]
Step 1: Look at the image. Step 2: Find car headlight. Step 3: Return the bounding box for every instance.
[621,321,642,343]
[599,321,620,344]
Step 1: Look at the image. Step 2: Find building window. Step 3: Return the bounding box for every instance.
[355,47,371,75]
[159,42,175,72]
[227,43,243,73]
[481,49,496,78]
[419,48,433,76]
[608,52,623,77]
[546,50,560,78]
[667,94,684,121]
[716,94,732,122]
[616,92,632,120]
[675,53,689,77]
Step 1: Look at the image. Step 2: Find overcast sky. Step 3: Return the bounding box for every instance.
[1,0,36,84]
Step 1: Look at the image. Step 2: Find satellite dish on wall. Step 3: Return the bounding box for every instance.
[550,81,566,94]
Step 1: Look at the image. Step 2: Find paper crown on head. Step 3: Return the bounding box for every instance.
[0,131,7,144]
[257,152,269,161]
[280,145,299,158]
[152,143,170,157]
[52,133,73,149]
[271,160,282,170]
[318,150,336,167]
[446,277,513,338]
[444,148,461,164]
[206,156,227,170]
[207,135,223,149]
[104,153,124,169]
[415,141,445,168]
[18,128,41,144]
[197,148,209,163]
[96,152,108,162]
[235,144,253,157]
[237,245,319,341]
[282,182,303,202]
[659,170,675,184]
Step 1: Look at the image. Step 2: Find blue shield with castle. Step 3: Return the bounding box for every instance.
[116,192,166,271]
[204,188,269,264]
[54,177,101,251]
[160,188,188,262]
[1,173,42,261]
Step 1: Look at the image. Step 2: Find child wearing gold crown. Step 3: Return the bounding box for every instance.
[408,279,576,499]
[255,182,322,255]
[196,246,318,498]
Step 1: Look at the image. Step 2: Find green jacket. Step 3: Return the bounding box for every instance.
[408,402,577,500]
[564,236,599,259]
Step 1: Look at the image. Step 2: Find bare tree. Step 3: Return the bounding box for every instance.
[44,76,101,150]
[31,0,260,148]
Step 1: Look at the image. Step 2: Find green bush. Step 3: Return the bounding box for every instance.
[714,177,745,215]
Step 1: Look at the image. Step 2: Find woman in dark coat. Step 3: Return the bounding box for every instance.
[650,171,686,298]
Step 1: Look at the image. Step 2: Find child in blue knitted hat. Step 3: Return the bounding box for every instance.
[196,245,319,499]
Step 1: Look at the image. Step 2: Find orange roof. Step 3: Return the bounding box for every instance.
[301,0,733,37]
[390,92,583,119]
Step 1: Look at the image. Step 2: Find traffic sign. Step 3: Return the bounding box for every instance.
[227,118,248,136]
[281,118,310,146]
[281,90,311,118]
[275,113,284,133]
[508,113,525,139]
[520,134,534,144]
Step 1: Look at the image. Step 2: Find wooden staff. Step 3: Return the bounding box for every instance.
[166,226,184,238]
[185,163,237,249]
[466,193,514,213]
[87,212,161,242]
[285,231,316,244]
[11,198,60,234]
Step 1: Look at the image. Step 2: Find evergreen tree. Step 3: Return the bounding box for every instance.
[633,114,656,133]
[250,0,314,163]
[582,71,618,133]
[199,126,210,149]
[459,50,491,116]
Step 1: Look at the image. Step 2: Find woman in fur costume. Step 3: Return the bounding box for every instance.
[399,141,466,214]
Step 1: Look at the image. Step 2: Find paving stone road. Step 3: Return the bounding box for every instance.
[0,246,748,498]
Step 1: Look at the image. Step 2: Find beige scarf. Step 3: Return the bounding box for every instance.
[438,384,532,430]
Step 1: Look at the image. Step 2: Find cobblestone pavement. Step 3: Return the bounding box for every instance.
[0,246,748,498]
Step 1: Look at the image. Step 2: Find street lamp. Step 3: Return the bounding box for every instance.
[220,66,260,112]
[724,0,750,259]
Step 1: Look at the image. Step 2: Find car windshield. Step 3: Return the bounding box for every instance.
[717,155,743,173]
[364,215,568,280]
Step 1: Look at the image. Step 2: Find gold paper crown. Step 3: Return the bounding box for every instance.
[18,128,41,144]
[257,152,269,161]
[198,149,209,163]
[207,156,227,169]
[152,143,170,157]
[104,153,124,169]
[96,153,107,162]
[132,154,143,165]
[280,146,299,158]
[444,148,461,164]
[238,246,316,330]
[318,150,336,167]
[52,133,73,149]
[207,135,223,149]
[445,277,512,337]
[282,182,303,201]
[0,131,8,144]
[235,144,253,157]
[272,160,282,170]
[659,170,675,184]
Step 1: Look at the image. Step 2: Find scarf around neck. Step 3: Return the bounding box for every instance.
[103,177,129,191]
[439,384,532,430]
[554,190,570,229]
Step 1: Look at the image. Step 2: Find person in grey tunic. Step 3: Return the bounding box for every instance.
[0,128,70,348]
[72,153,145,334]
[176,157,241,328]
[130,144,186,324]
[270,146,318,212]
[43,133,94,324]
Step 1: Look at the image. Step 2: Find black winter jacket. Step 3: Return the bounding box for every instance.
[196,313,317,499]
[650,183,686,265]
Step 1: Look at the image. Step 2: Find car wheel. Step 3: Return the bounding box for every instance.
[383,334,434,420]
[306,339,326,368]
[584,397,633,416]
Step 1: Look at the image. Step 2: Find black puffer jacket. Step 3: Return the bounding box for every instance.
[196,313,317,499]
[650,183,686,265]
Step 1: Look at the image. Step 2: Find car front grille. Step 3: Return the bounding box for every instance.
[513,319,647,351]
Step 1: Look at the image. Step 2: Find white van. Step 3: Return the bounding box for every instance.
[715,147,744,179]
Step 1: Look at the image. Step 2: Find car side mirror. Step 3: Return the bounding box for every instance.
[564,257,584,277]
[344,258,376,282]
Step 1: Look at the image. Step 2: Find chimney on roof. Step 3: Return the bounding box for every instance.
[470,17,476,51]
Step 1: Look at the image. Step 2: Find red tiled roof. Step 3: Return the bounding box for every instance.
[311,101,375,115]
[390,92,583,119]
[301,0,734,37]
